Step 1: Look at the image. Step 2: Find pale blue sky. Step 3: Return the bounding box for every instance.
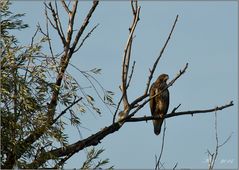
[11,1,237,169]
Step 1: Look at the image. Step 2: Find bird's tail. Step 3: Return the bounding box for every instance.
[153,119,163,135]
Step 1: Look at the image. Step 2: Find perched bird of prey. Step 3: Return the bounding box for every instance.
[149,74,169,135]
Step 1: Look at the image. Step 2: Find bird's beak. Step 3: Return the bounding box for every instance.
[164,75,169,82]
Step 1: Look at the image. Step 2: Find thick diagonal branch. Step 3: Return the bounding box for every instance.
[27,123,121,168]
[28,101,233,168]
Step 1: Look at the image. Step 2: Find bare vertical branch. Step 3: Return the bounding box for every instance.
[43,3,57,29]
[48,2,66,45]
[121,2,140,111]
[113,1,141,123]
[155,122,166,170]
[65,0,78,47]
[126,60,136,89]
[54,0,65,42]
[41,5,60,73]
[208,112,233,170]
[208,112,219,170]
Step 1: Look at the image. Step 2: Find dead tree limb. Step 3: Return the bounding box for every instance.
[126,101,234,122]
[113,1,140,123]
[28,101,233,168]
[121,2,140,111]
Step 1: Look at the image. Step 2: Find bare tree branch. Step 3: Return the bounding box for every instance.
[53,97,83,124]
[121,2,140,111]
[126,60,136,89]
[48,2,66,45]
[70,0,99,52]
[65,0,78,47]
[173,162,178,169]
[131,0,138,15]
[218,132,233,148]
[27,123,121,168]
[54,152,74,168]
[208,112,233,170]
[30,26,40,47]
[171,103,181,113]
[61,0,70,14]
[126,101,233,122]
[167,63,188,88]
[74,23,100,53]
[29,100,233,168]
[112,96,124,123]
[44,3,57,30]
[155,122,166,170]
[39,6,60,73]
[113,1,140,123]
[144,15,179,95]
[54,0,65,44]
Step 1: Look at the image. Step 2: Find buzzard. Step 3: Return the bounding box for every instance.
[149,74,169,135]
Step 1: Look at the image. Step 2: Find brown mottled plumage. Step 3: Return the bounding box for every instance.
[149,74,169,135]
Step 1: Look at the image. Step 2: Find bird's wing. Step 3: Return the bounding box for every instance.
[149,83,156,115]
[160,89,169,114]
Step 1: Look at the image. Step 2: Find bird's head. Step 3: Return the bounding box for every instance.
[156,74,169,84]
